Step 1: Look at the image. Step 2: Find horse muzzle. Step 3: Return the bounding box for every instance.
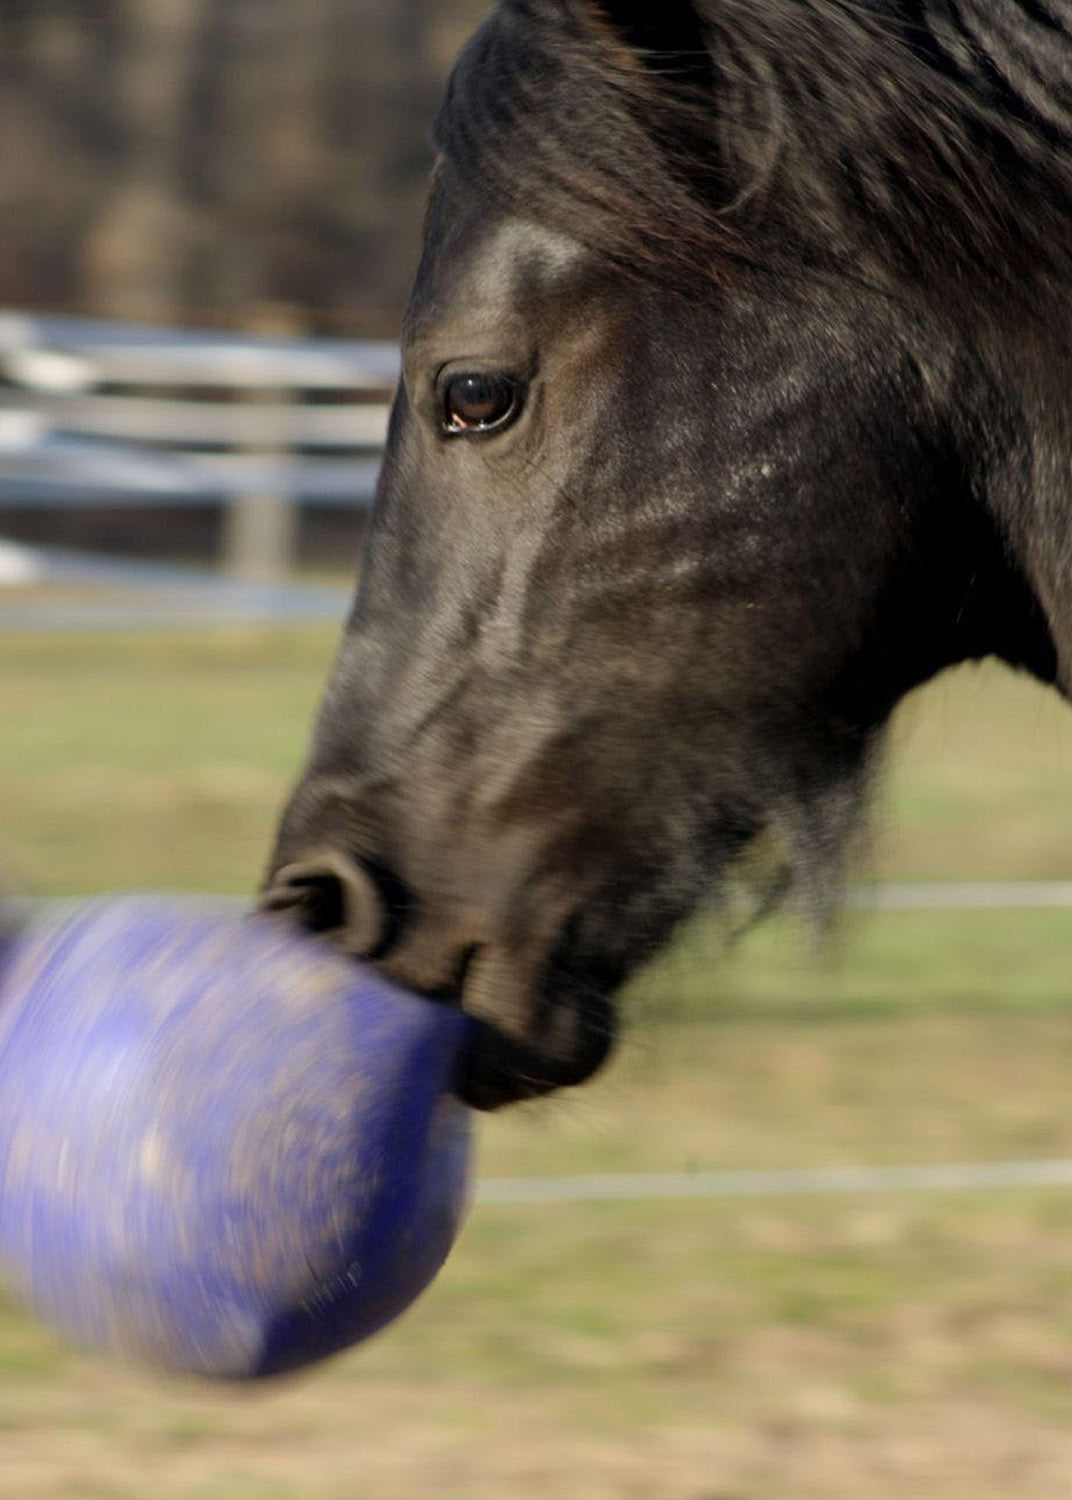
[261,848,618,1110]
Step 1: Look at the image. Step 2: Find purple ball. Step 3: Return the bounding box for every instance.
[0,898,472,1379]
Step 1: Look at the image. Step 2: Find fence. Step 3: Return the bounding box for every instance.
[0,310,400,629]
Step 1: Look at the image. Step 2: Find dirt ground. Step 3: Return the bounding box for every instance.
[0,1013,1070,1500]
[3,637,1072,1497]
[0,1365,1066,1500]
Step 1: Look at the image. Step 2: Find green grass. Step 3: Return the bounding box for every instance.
[0,628,332,895]
[2,628,1072,1497]
[3,631,1070,1018]
[3,631,1071,896]
[627,904,1072,1022]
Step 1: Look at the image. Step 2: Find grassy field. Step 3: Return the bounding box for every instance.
[1,626,1072,1497]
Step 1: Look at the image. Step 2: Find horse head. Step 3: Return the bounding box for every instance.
[266,0,1067,1107]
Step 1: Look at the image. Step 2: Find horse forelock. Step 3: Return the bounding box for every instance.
[434,0,1072,308]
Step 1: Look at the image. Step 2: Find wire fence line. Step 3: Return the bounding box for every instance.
[474,1158,1072,1206]
[6,891,1072,1208]
[847,880,1072,910]
[9,881,1072,921]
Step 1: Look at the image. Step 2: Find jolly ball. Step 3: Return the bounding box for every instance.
[0,898,472,1379]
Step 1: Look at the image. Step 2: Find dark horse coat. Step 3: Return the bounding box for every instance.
[267,1,1072,1107]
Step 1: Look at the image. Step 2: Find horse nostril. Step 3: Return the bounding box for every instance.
[262,851,388,958]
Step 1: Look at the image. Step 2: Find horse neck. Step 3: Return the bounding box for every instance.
[975,310,1072,691]
[922,0,1072,140]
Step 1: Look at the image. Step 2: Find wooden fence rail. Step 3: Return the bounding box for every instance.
[0,310,400,584]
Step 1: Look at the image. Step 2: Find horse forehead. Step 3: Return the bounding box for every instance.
[409,211,588,342]
[476,218,585,285]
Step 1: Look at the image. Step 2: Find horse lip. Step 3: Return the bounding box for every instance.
[453,991,618,1110]
[453,1021,564,1109]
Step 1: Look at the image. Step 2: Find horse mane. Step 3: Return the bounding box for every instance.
[435,0,1072,309]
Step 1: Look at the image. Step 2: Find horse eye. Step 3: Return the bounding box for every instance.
[442,372,519,435]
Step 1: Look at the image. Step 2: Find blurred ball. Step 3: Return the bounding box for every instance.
[0,898,472,1379]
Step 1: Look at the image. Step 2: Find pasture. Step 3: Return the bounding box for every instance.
[1,627,1072,1497]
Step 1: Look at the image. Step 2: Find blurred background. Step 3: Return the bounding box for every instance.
[2,6,1072,1499]
[0,0,478,330]
[0,0,484,582]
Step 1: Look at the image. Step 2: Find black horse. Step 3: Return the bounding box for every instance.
[266,0,1072,1109]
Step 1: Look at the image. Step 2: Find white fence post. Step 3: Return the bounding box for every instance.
[222,304,302,584]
